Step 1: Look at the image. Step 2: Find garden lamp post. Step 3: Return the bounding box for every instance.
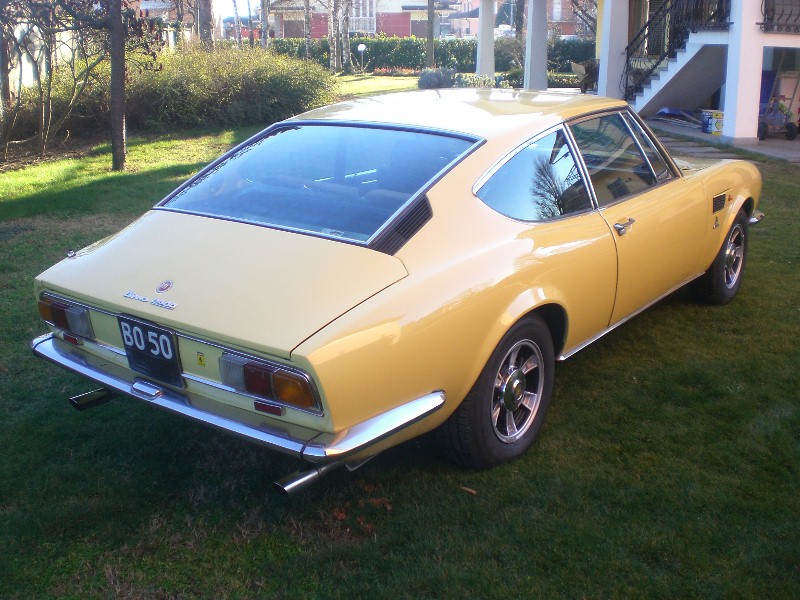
[358,43,366,70]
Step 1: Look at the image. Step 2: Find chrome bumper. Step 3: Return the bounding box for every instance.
[749,209,765,226]
[31,333,444,464]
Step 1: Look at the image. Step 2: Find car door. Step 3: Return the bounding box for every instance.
[569,111,710,326]
[474,125,618,349]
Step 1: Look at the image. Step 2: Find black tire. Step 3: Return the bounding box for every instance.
[694,210,748,305]
[757,122,768,141]
[786,123,798,141]
[440,316,555,469]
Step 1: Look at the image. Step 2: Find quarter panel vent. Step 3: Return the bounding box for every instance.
[371,197,433,255]
[712,193,726,213]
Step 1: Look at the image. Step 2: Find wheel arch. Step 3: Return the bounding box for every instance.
[501,299,568,359]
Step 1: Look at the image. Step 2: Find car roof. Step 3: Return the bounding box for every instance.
[291,88,628,139]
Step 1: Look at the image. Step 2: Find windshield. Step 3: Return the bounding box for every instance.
[161,124,476,243]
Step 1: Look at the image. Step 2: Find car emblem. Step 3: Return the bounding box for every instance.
[156,280,173,294]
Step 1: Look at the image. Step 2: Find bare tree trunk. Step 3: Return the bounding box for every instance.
[41,35,55,156]
[515,0,525,39]
[341,0,351,72]
[198,0,215,49]
[246,0,254,46]
[426,0,434,68]
[232,0,243,48]
[260,0,270,49]
[0,32,10,147]
[303,0,312,58]
[109,0,126,171]
[328,0,340,71]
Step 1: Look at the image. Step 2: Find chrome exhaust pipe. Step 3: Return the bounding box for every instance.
[69,388,115,411]
[273,462,343,496]
[273,455,375,496]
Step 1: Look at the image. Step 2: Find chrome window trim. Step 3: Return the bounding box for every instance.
[625,109,683,179]
[566,110,677,209]
[471,124,596,221]
[620,111,675,184]
[472,123,564,195]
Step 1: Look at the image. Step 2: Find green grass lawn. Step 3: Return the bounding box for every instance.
[337,73,419,97]
[0,130,798,598]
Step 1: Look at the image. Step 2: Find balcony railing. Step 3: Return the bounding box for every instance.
[759,0,800,33]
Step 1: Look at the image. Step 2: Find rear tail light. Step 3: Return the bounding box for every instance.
[38,296,95,340]
[219,352,319,413]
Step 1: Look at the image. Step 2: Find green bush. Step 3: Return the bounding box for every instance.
[547,71,581,87]
[494,37,524,72]
[548,38,596,72]
[267,36,596,75]
[418,68,456,89]
[126,48,337,131]
[9,46,338,140]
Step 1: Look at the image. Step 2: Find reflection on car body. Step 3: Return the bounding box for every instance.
[32,89,763,494]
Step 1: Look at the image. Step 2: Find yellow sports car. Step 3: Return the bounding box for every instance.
[32,90,763,494]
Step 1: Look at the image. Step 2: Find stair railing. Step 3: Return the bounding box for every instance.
[622,0,731,101]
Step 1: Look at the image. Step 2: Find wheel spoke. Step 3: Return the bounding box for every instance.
[491,401,502,427]
[520,354,539,376]
[521,391,538,413]
[507,345,522,368]
[505,410,518,437]
[494,371,505,390]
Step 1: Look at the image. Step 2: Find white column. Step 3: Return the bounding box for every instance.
[476,0,495,76]
[721,0,763,143]
[597,0,628,98]
[524,0,549,90]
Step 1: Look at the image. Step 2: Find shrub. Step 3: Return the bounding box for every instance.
[418,68,455,89]
[547,72,581,88]
[548,38,596,72]
[9,46,338,140]
[494,37,524,71]
[453,73,498,88]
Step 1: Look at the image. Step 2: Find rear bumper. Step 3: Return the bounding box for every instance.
[31,333,444,464]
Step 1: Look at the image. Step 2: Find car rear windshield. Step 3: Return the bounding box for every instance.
[161,124,476,243]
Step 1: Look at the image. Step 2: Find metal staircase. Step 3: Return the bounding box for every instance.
[622,0,731,103]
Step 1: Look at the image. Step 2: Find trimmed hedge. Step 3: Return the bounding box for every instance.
[268,36,595,74]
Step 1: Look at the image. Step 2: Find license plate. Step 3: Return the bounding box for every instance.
[118,316,183,388]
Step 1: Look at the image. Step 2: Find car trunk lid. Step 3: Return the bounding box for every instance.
[35,210,408,359]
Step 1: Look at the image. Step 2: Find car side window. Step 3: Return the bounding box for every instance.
[623,113,673,183]
[476,129,592,221]
[569,113,657,206]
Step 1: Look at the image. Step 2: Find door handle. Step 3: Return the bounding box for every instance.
[613,218,636,236]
